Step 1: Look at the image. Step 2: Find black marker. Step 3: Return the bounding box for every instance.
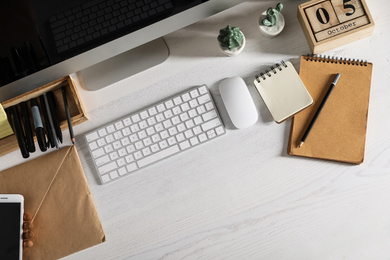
[46,91,62,143]
[20,102,35,153]
[43,93,60,149]
[30,99,47,152]
[8,106,29,158]
[39,95,55,148]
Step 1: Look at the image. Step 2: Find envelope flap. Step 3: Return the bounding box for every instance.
[0,146,72,215]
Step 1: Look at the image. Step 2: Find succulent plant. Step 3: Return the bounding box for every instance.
[217,25,244,51]
[261,3,283,27]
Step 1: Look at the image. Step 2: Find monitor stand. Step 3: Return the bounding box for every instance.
[77,38,169,91]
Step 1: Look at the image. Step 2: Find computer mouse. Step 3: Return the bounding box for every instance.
[219,77,258,129]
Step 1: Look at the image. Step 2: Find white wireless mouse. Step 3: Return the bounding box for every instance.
[219,77,258,129]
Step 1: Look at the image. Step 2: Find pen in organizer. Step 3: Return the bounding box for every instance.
[46,91,63,143]
[61,86,75,144]
[39,95,55,148]
[20,101,35,153]
[30,98,47,152]
[8,106,29,158]
[43,93,60,149]
[299,73,341,148]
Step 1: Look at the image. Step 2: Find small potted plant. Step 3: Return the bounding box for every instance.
[259,3,285,38]
[217,25,246,56]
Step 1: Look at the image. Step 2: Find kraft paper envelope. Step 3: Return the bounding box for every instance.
[0,146,105,259]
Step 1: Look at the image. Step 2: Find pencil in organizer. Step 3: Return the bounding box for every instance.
[299,73,341,148]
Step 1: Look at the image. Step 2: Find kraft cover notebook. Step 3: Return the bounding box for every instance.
[253,61,313,123]
[0,146,105,259]
[288,55,373,164]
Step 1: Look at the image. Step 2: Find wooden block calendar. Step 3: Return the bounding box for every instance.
[298,0,375,53]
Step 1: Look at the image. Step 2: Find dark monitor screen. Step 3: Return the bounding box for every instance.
[0,0,245,101]
[0,0,205,86]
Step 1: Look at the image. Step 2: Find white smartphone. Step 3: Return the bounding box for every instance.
[0,194,24,260]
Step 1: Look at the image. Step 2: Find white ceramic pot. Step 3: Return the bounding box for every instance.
[259,12,285,38]
[220,33,246,56]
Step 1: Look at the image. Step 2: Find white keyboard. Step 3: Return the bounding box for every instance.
[85,85,225,184]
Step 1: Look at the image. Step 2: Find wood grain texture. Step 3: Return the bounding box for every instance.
[1,0,390,259]
[298,0,374,53]
[0,76,87,156]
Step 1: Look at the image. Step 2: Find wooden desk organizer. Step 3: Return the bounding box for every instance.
[298,0,375,54]
[0,76,87,156]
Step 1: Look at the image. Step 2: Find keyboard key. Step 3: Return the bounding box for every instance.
[182,93,190,102]
[96,155,110,166]
[215,126,225,135]
[202,110,217,121]
[89,141,98,150]
[98,128,108,137]
[106,124,115,133]
[137,145,180,168]
[104,144,114,153]
[98,161,117,175]
[126,163,138,173]
[132,114,140,123]
[109,171,119,179]
[198,133,207,142]
[92,148,105,158]
[165,100,174,109]
[110,151,119,160]
[207,129,216,139]
[198,94,210,104]
[190,89,199,98]
[122,127,131,136]
[190,137,199,146]
[147,117,156,126]
[134,151,143,160]
[97,138,106,147]
[201,118,221,132]
[117,157,126,166]
[115,121,124,130]
[123,117,132,126]
[86,131,99,142]
[101,174,110,183]
[125,154,134,163]
[118,167,127,176]
[114,131,123,140]
[157,104,165,112]
[205,102,214,111]
[148,107,157,115]
[173,97,182,105]
[140,111,148,119]
[179,140,190,150]
[126,145,136,154]
[106,134,114,143]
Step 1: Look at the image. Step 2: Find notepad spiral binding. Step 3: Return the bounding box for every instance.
[255,60,288,83]
[304,54,368,66]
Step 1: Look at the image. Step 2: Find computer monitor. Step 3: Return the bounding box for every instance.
[0,0,246,102]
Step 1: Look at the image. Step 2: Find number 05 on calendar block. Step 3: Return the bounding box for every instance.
[298,0,374,53]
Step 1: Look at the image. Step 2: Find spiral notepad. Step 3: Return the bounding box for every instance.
[288,55,373,164]
[253,61,313,123]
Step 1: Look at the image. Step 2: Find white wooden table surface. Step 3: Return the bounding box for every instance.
[2,0,390,259]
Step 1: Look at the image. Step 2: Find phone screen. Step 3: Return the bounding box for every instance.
[0,202,22,259]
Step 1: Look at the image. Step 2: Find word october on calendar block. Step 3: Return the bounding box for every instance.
[298,0,374,53]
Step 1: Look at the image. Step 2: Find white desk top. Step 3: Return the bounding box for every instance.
[3,0,390,258]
